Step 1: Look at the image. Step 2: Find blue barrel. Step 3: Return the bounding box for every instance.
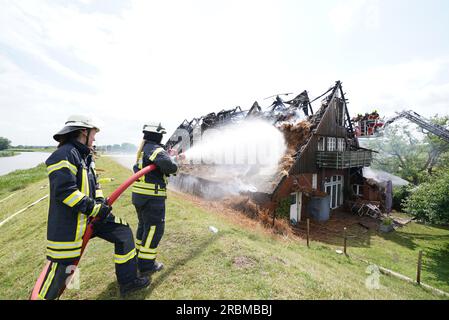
[307,196,331,221]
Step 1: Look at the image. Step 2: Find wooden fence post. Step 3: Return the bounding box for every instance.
[307,219,310,248]
[343,227,347,255]
[417,250,423,284]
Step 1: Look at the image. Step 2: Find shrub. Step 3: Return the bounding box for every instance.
[403,171,449,225]
[382,217,393,226]
[392,185,410,212]
[275,197,291,220]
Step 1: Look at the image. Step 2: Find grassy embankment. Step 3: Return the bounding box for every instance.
[0,157,447,299]
[0,146,55,158]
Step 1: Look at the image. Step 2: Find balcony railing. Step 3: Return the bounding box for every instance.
[316,150,373,169]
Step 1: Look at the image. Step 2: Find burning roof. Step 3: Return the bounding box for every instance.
[167,82,347,199]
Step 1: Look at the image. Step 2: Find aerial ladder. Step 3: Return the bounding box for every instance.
[353,110,449,143]
[384,110,449,143]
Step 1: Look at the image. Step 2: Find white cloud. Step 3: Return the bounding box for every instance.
[344,58,449,118]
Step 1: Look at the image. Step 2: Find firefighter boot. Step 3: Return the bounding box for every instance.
[119,276,150,296]
[139,261,164,276]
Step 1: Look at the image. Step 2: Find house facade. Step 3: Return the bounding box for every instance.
[269,81,374,223]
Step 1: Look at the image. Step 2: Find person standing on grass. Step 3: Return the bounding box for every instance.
[131,122,178,276]
[37,115,149,299]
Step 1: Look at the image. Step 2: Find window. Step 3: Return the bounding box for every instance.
[327,137,336,151]
[290,193,297,205]
[317,137,325,151]
[312,174,318,189]
[337,138,345,151]
[353,184,363,196]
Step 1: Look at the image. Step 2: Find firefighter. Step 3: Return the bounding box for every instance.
[132,122,178,276]
[38,115,150,299]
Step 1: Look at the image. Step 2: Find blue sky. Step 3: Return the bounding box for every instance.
[0,0,448,145]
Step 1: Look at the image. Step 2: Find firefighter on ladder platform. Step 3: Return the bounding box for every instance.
[38,115,150,299]
[132,122,178,276]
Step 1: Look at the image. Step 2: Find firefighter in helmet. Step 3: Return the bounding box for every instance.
[38,115,150,299]
[132,122,178,276]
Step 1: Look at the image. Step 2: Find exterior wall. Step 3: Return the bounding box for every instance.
[272,174,314,202]
[292,97,350,174]
[270,169,351,217]
[315,98,347,138]
[363,182,382,202]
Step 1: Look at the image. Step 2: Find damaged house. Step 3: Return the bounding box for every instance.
[167,81,378,224]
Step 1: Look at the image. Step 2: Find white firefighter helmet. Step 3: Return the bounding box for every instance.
[142,122,166,134]
[53,115,100,142]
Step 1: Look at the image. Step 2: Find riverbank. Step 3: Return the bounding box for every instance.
[7,147,56,153]
[0,151,18,158]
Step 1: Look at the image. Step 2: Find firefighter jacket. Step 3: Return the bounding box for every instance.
[131,141,178,200]
[45,140,104,262]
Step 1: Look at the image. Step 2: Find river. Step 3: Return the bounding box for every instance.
[0,152,50,176]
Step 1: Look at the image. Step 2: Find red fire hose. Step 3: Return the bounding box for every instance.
[30,164,156,300]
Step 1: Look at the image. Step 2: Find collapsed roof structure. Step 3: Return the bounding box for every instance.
[167,81,377,222]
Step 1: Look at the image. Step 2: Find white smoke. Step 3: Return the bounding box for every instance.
[184,119,286,168]
[177,119,287,196]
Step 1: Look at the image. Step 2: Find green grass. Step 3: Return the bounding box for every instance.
[0,157,447,300]
[304,209,449,294]
[345,221,449,293]
[0,163,47,198]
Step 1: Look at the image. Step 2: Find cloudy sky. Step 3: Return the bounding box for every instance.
[0,0,448,146]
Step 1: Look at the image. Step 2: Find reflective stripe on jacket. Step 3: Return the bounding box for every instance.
[131,141,178,200]
[45,141,103,262]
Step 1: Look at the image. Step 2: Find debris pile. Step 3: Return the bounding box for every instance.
[280,120,312,151]
[221,195,291,236]
[275,120,312,179]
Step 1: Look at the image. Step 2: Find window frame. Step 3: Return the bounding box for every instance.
[327,137,337,151]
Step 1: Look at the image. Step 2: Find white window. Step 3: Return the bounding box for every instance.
[327,137,337,151]
[337,138,345,151]
[312,174,317,189]
[317,137,325,151]
[290,192,302,224]
[353,184,363,196]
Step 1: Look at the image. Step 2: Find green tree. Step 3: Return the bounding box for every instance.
[0,137,11,150]
[403,170,449,225]
[364,115,449,185]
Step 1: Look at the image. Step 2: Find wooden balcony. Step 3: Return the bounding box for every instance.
[316,150,373,169]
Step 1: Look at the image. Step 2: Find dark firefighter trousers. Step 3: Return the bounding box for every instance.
[134,198,165,272]
[38,215,137,300]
